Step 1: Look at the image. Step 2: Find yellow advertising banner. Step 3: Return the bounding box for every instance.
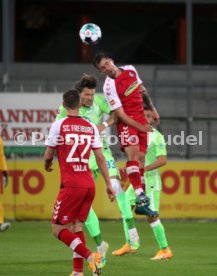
[1,160,217,219]
[0,161,60,220]
[93,161,217,219]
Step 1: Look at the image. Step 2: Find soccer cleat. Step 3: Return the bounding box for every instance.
[151,247,173,260]
[69,273,84,276]
[0,222,11,232]
[135,192,159,217]
[135,204,159,217]
[97,241,109,268]
[112,243,137,256]
[136,192,150,206]
[88,253,102,275]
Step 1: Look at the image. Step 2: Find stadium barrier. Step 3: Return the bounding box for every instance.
[1,160,217,220]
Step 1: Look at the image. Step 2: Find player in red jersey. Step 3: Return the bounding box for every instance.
[93,53,159,217]
[44,88,115,276]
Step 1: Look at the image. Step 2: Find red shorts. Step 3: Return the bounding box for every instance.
[52,186,95,225]
[116,122,148,153]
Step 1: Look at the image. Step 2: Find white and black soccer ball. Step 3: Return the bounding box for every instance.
[79,23,102,45]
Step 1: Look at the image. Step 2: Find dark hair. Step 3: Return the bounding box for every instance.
[93,53,110,68]
[75,73,97,93]
[144,105,152,111]
[63,88,80,110]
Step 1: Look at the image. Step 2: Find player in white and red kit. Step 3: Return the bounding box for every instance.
[44,88,115,276]
[93,53,159,217]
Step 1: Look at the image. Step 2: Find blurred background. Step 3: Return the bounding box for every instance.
[0,0,217,220]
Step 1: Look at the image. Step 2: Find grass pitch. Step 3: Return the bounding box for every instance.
[0,220,217,276]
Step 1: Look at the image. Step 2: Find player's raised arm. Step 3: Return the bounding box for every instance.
[140,85,160,125]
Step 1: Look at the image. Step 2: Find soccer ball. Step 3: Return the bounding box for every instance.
[79,23,102,45]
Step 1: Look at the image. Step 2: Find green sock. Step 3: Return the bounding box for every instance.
[116,192,139,244]
[116,192,134,224]
[123,218,130,244]
[150,219,168,249]
[85,207,102,246]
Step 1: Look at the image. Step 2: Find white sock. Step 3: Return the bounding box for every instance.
[128,228,139,243]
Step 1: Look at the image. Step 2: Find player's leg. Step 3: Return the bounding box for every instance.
[117,123,144,195]
[104,149,139,251]
[85,207,102,246]
[86,158,103,248]
[52,187,102,275]
[86,154,103,248]
[0,202,11,232]
[111,177,139,247]
[124,145,157,216]
[146,184,173,260]
[85,155,109,269]
[55,221,101,276]
[70,222,85,276]
[112,184,139,256]
[76,187,104,273]
[134,132,159,217]
[124,145,143,194]
[85,207,109,268]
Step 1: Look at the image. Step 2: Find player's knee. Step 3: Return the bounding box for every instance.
[51,224,60,238]
[147,216,159,223]
[51,223,68,238]
[74,220,83,232]
[111,178,123,195]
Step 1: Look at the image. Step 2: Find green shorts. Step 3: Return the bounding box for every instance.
[125,184,161,212]
[89,145,119,181]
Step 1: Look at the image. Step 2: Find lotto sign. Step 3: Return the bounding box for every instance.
[1,160,217,219]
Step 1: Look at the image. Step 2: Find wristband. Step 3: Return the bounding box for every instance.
[102,121,109,128]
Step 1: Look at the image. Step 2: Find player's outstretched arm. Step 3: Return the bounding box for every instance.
[141,85,160,125]
[145,155,167,172]
[114,107,152,133]
[44,147,55,172]
[93,148,116,201]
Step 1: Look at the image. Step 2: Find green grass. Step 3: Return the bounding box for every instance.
[0,220,217,276]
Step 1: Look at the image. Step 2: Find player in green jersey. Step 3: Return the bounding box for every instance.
[56,74,140,273]
[113,106,173,259]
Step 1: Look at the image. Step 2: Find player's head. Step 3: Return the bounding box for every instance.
[93,53,117,78]
[144,106,154,124]
[63,88,80,110]
[75,74,97,107]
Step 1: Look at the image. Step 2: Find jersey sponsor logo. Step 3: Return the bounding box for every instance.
[129,72,135,77]
[124,81,140,96]
[159,143,164,149]
[63,215,69,221]
[109,100,116,106]
[129,136,137,143]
